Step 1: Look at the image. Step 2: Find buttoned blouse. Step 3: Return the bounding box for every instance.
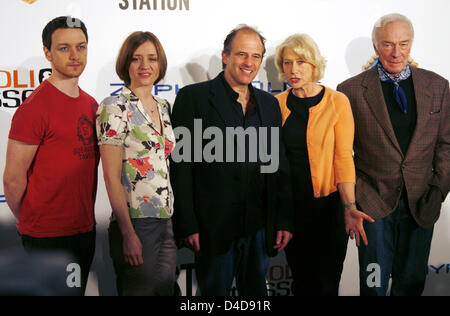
[96,86,176,220]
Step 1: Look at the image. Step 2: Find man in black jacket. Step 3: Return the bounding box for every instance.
[171,25,293,296]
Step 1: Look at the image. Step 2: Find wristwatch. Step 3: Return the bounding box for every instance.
[343,201,356,208]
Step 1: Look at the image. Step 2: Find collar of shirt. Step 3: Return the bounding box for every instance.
[377,62,411,83]
[377,62,411,114]
[219,71,257,110]
[122,85,157,129]
[121,85,139,102]
[120,85,175,141]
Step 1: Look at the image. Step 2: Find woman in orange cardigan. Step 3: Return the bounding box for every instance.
[275,34,373,296]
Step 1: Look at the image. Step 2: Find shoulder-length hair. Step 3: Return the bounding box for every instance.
[116,31,167,86]
[275,33,326,83]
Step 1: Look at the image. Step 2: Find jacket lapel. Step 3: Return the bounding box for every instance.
[405,67,432,158]
[362,67,403,156]
[254,89,272,128]
[208,75,239,127]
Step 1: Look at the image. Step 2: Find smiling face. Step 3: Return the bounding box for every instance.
[128,40,160,90]
[44,28,88,79]
[374,21,412,77]
[222,30,264,90]
[282,47,315,89]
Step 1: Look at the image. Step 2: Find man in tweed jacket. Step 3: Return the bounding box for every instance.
[337,13,449,296]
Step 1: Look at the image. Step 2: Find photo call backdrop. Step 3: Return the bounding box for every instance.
[0,0,449,296]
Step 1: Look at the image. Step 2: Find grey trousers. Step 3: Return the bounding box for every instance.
[109,218,177,296]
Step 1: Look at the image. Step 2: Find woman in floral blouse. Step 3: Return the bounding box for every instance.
[96,31,176,296]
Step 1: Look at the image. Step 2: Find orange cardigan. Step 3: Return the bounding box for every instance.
[276,87,356,198]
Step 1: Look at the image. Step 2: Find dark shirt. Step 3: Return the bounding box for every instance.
[381,76,417,156]
[282,87,331,210]
[219,72,266,237]
[381,75,417,202]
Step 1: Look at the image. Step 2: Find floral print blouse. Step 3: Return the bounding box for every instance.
[96,86,175,220]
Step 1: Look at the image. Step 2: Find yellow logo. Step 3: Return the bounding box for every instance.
[22,0,38,4]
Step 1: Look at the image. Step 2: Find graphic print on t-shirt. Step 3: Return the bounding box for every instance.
[74,114,96,160]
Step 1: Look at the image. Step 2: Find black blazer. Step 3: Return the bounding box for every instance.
[170,73,293,256]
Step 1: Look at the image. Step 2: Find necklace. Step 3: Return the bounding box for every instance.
[143,98,158,115]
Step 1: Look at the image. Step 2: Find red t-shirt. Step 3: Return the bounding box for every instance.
[9,80,99,237]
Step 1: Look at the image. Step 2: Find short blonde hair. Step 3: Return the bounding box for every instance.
[275,34,326,82]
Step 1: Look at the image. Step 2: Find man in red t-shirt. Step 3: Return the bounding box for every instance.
[3,16,99,295]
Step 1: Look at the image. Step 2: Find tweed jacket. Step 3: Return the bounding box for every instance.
[337,66,450,228]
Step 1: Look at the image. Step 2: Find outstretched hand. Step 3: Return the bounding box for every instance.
[344,208,374,247]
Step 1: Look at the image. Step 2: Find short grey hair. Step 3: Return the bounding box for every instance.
[372,13,414,48]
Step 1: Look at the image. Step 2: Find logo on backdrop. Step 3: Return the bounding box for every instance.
[109,81,291,98]
[118,0,190,10]
[0,68,51,108]
[21,0,38,4]
[0,194,6,204]
[427,264,450,275]
[178,263,293,296]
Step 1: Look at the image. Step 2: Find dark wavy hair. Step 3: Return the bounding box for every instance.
[42,16,88,50]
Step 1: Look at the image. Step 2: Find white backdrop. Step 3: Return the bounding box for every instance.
[0,0,449,296]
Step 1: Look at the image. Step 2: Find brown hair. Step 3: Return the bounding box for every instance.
[116,31,167,86]
[222,24,266,69]
[42,16,88,50]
